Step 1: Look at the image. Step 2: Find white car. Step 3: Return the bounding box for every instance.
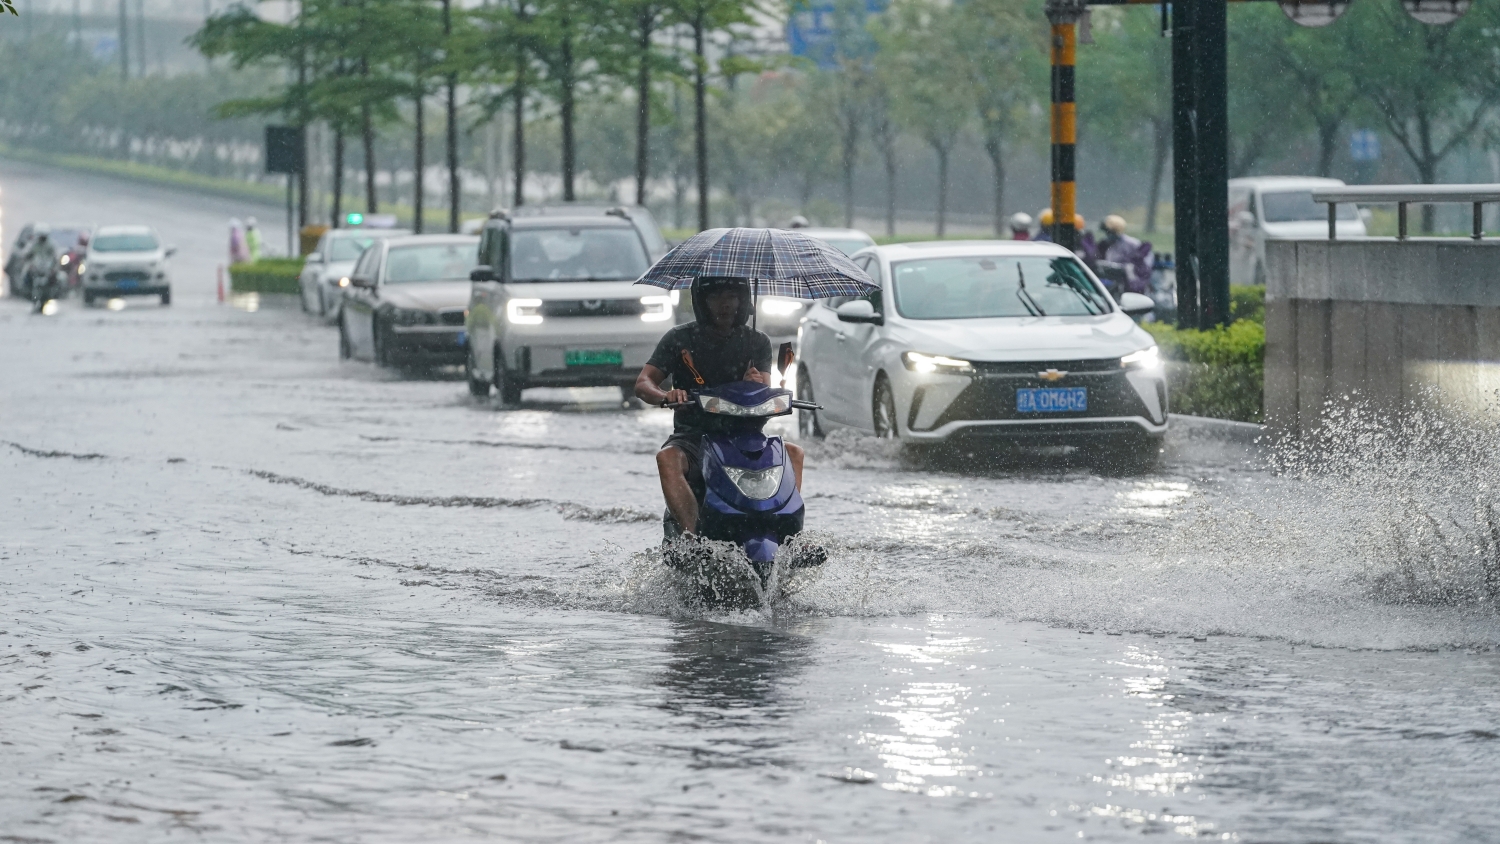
[81,225,175,306]
[795,241,1168,459]
[298,227,410,319]
[756,226,879,350]
[465,211,666,404]
[1229,176,1367,286]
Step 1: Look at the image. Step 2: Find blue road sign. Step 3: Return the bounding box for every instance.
[1349,129,1381,162]
[786,0,887,69]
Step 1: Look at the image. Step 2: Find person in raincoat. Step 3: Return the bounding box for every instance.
[229,219,249,265]
[245,216,263,262]
[1008,212,1033,241]
[1094,215,1154,295]
[24,224,61,313]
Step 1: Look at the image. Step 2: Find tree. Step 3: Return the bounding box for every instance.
[946,0,1044,235]
[1079,6,1172,231]
[671,0,757,230]
[874,0,971,236]
[1344,0,1500,230]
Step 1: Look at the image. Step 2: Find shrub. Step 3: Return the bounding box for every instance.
[1145,319,1265,422]
[1230,284,1265,324]
[229,258,304,295]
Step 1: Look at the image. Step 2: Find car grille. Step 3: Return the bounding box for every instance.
[103,269,149,281]
[970,358,1121,376]
[539,299,645,318]
[915,369,1152,431]
[438,310,466,326]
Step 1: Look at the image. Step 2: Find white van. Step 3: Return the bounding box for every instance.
[1228,176,1367,286]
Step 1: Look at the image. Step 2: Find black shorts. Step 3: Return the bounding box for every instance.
[661,432,705,497]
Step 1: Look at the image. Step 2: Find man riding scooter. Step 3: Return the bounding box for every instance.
[633,276,805,536]
[24,224,62,314]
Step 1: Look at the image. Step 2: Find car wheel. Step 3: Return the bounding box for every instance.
[160,289,171,306]
[872,376,899,439]
[83,292,95,306]
[494,347,523,406]
[796,365,825,439]
[299,282,310,313]
[467,346,491,398]
[338,313,352,360]
[317,287,327,317]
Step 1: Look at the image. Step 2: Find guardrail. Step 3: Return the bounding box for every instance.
[1312,184,1500,241]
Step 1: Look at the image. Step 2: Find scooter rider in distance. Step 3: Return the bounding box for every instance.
[634,276,806,536]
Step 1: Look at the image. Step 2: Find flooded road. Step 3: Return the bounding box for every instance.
[4,160,1500,842]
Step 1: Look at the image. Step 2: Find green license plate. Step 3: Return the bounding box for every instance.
[565,349,623,367]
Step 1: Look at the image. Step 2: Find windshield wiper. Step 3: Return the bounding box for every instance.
[1016,262,1045,316]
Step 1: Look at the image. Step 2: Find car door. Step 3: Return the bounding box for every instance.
[469,226,508,375]
[829,256,885,430]
[799,293,853,424]
[299,233,330,311]
[343,245,382,360]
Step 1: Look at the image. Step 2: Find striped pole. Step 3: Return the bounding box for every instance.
[1047,0,1083,250]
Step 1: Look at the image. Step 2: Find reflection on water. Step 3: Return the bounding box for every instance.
[866,629,985,797]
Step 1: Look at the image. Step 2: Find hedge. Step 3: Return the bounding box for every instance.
[1144,317,1265,423]
[229,258,304,295]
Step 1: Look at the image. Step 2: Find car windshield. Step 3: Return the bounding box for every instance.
[384,243,474,284]
[329,236,380,261]
[510,227,649,282]
[818,237,874,256]
[92,233,159,252]
[1261,190,1357,222]
[891,255,1112,319]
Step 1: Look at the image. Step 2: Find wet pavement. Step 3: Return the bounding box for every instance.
[4,159,1500,842]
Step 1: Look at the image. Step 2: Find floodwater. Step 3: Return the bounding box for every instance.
[3,160,1499,842]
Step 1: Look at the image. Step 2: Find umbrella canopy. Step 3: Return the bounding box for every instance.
[635,227,877,299]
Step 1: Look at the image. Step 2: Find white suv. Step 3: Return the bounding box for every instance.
[464,212,669,404]
[82,225,175,306]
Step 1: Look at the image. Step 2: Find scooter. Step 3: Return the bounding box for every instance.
[661,346,827,604]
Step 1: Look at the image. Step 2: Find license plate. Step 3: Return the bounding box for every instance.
[456,330,467,346]
[565,349,623,367]
[1016,387,1087,413]
[116,278,140,289]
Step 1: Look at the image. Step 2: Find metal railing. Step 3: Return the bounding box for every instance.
[1312,184,1500,241]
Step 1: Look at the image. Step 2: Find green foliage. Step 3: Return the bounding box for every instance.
[229,259,305,295]
[1230,284,1264,324]
[1145,318,1265,423]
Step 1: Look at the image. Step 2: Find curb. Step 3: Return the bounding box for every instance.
[1168,413,1264,445]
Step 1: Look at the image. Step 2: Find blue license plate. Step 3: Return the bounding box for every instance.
[116,278,140,289]
[456,330,467,346]
[1016,387,1087,413]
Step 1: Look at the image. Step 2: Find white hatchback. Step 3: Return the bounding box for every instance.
[795,241,1168,459]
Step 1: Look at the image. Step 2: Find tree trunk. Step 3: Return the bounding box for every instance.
[560,17,576,202]
[362,103,377,213]
[414,92,425,233]
[1145,115,1169,233]
[841,113,857,228]
[934,142,949,238]
[635,12,653,207]
[693,9,709,231]
[512,80,526,207]
[1418,109,1436,232]
[443,0,459,232]
[884,144,896,237]
[1316,117,1339,179]
[982,127,1004,237]
[332,125,344,227]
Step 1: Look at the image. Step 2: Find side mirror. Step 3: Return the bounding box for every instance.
[777,341,796,373]
[349,275,375,289]
[164,246,178,258]
[305,252,321,263]
[835,299,883,325]
[1119,291,1155,317]
[470,265,498,282]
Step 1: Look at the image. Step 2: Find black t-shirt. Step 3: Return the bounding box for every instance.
[647,322,773,433]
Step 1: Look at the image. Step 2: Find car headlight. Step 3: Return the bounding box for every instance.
[901,351,973,374]
[640,294,674,322]
[59,254,70,266]
[759,296,805,317]
[1120,346,1161,371]
[338,276,351,288]
[723,464,784,500]
[507,298,543,325]
[698,394,791,416]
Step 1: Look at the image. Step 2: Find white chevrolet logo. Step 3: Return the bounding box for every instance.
[1037,369,1068,382]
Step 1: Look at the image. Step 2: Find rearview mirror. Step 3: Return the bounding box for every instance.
[470,265,498,282]
[835,299,883,325]
[1119,291,1155,317]
[349,275,375,289]
[164,246,178,258]
[305,252,321,263]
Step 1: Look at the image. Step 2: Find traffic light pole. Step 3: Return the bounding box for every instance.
[1045,0,1084,251]
[1172,0,1230,329]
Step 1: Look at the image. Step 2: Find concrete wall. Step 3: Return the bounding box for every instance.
[1264,239,1500,435]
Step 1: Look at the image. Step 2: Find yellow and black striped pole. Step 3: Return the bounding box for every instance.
[1046,0,1083,250]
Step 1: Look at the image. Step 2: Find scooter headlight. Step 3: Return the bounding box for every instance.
[697,394,791,416]
[723,464,784,500]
